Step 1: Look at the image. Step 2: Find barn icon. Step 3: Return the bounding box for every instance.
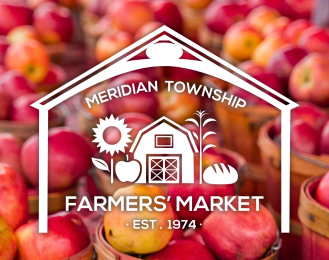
[130,116,198,184]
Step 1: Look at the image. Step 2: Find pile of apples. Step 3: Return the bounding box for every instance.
[82,0,184,62]
[0,160,92,260]
[0,126,94,258]
[273,102,329,156]
[0,1,81,123]
[103,158,278,260]
[0,69,65,123]
[202,0,329,107]
[0,126,93,192]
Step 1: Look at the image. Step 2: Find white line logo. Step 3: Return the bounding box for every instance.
[91,111,238,185]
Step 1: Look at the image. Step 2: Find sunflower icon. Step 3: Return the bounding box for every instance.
[91,115,133,183]
[92,115,132,155]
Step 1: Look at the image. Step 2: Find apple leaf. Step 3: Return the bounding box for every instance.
[203,118,216,127]
[92,158,110,172]
[185,118,199,127]
[203,131,216,140]
[203,144,216,153]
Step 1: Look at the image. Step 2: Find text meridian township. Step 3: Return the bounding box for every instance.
[85,80,247,109]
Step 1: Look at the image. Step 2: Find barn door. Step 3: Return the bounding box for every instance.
[148,156,180,183]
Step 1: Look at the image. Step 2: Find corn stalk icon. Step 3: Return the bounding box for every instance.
[186,110,217,184]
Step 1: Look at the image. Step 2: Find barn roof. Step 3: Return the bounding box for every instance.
[130,116,199,153]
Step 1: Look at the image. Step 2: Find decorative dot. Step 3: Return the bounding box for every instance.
[200,223,202,226]
[127,223,129,226]
[160,227,162,229]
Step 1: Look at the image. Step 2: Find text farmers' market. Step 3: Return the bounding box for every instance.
[66,195,264,212]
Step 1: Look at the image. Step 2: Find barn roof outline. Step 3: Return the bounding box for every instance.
[130,116,199,153]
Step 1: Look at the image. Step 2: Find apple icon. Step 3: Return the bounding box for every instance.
[115,154,141,182]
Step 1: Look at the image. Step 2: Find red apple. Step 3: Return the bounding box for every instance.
[0,70,36,101]
[291,119,320,155]
[107,0,155,35]
[0,133,23,176]
[4,39,50,83]
[289,53,329,106]
[267,44,308,85]
[33,2,74,44]
[183,228,205,245]
[106,73,159,118]
[252,33,289,67]
[320,121,329,154]
[7,25,39,44]
[0,2,32,35]
[0,164,29,230]
[0,90,10,120]
[145,239,216,260]
[263,16,291,37]
[223,21,263,61]
[283,19,312,43]
[202,200,277,260]
[152,0,183,33]
[0,217,17,260]
[314,171,329,208]
[37,63,66,92]
[205,1,247,35]
[16,212,91,260]
[240,61,284,94]
[284,0,314,19]
[21,127,93,191]
[167,153,235,224]
[0,36,9,64]
[95,31,133,62]
[104,184,174,254]
[274,102,328,136]
[246,6,280,33]
[11,93,44,123]
[298,26,329,53]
